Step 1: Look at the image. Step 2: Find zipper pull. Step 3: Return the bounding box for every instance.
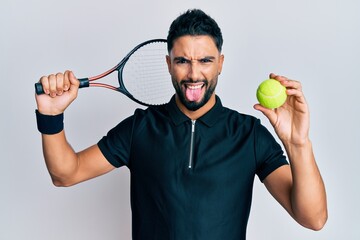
[191,120,196,133]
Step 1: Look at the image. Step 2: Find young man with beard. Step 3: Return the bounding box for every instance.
[35,9,327,240]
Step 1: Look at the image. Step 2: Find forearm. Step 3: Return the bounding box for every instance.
[284,139,328,230]
[41,130,79,186]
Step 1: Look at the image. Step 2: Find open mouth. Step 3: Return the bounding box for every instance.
[183,82,205,102]
[185,82,204,90]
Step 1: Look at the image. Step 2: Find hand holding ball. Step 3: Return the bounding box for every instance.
[256,79,287,109]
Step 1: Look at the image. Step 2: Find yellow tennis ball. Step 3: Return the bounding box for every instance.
[256,79,287,109]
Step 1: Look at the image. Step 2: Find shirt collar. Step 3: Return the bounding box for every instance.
[166,95,224,127]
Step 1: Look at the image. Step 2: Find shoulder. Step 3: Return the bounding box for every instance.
[219,104,260,130]
[125,104,172,132]
[220,104,279,146]
[133,104,171,122]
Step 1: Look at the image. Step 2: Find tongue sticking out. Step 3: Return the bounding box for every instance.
[185,86,203,102]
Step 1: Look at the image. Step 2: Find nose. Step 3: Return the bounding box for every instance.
[187,61,202,81]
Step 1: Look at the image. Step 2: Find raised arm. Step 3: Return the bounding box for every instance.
[254,73,328,230]
[35,71,114,187]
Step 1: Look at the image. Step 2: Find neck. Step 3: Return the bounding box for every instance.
[175,94,216,120]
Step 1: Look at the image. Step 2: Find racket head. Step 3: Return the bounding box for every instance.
[118,39,174,106]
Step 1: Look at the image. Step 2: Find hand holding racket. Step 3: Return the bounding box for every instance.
[35,39,173,107]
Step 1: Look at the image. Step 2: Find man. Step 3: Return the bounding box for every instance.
[35,9,327,240]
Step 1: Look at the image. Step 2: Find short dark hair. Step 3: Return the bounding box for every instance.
[167,9,223,53]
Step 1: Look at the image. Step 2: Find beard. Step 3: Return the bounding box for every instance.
[172,77,218,111]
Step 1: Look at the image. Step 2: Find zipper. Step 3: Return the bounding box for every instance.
[188,120,196,169]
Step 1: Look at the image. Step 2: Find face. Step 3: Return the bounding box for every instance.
[166,35,224,111]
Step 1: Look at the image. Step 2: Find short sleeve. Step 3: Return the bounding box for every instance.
[97,115,134,168]
[254,120,288,182]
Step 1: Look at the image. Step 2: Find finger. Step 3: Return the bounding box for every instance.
[282,79,302,91]
[48,74,58,97]
[281,80,305,100]
[55,72,65,95]
[269,73,303,93]
[63,70,71,91]
[286,88,306,102]
[269,73,277,79]
[269,73,289,82]
[39,76,50,95]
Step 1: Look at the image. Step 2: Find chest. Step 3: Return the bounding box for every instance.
[129,120,257,190]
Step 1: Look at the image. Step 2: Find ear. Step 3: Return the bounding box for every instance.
[218,54,224,74]
[166,55,172,73]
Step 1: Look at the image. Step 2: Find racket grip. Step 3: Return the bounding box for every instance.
[34,78,90,95]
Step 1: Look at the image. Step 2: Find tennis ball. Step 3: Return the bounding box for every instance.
[256,79,287,109]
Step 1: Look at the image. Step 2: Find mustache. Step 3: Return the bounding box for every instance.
[180,79,208,85]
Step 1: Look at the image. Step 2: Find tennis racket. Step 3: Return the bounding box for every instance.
[34,39,173,106]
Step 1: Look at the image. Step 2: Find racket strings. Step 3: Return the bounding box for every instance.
[122,42,174,105]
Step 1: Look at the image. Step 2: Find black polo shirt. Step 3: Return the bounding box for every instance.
[98,96,288,240]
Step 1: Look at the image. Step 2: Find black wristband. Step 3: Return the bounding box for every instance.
[35,110,64,134]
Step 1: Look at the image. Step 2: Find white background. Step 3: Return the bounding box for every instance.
[1,0,359,239]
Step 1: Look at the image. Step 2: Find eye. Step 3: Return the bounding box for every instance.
[175,57,189,64]
[200,57,214,63]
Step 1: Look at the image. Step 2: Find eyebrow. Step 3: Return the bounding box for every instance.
[173,57,189,62]
[173,56,216,61]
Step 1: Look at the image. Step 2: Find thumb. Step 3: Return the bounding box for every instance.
[67,71,80,94]
[69,71,79,86]
[253,104,277,126]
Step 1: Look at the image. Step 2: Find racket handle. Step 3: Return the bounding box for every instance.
[34,78,90,95]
